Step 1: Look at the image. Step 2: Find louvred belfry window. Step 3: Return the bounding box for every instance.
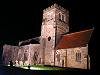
[59,13,65,22]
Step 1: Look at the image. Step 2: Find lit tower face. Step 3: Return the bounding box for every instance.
[41,4,69,65]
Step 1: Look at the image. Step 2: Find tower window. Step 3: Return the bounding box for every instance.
[76,53,81,62]
[59,13,65,22]
[59,13,61,20]
[48,36,51,41]
[62,15,64,21]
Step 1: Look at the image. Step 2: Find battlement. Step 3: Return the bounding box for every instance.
[43,3,67,13]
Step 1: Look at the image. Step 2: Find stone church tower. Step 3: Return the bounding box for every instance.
[40,4,69,65]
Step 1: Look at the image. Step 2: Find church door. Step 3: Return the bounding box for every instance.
[62,59,64,67]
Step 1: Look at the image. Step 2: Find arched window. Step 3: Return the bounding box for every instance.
[56,54,60,62]
[33,51,38,65]
[24,53,28,61]
[59,13,61,20]
[62,15,64,21]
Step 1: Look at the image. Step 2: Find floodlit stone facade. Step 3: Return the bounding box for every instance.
[3,44,41,66]
[2,44,19,65]
[2,3,92,69]
[41,3,69,65]
[55,46,88,69]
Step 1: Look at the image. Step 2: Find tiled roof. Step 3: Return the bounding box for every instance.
[56,29,93,49]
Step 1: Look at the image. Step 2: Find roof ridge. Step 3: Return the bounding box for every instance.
[63,29,94,36]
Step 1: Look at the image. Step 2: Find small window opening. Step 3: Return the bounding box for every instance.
[48,36,51,41]
[76,52,81,62]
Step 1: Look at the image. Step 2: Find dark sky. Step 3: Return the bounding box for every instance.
[0,0,97,45]
[0,0,97,69]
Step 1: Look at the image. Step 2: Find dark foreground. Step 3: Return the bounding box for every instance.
[0,65,96,75]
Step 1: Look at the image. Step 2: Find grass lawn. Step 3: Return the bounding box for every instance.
[0,65,94,75]
[21,65,65,70]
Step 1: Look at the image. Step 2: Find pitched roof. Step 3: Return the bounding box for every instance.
[56,29,94,49]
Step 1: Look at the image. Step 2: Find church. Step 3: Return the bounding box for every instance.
[2,3,93,69]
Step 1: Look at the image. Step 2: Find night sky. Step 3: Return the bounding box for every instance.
[0,0,97,70]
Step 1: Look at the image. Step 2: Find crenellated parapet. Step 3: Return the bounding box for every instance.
[43,3,68,13]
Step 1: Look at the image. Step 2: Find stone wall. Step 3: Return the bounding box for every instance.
[2,44,19,65]
[29,44,41,65]
[2,44,41,66]
[67,46,88,69]
[17,44,41,66]
[41,3,69,66]
[55,45,88,69]
[55,49,67,67]
[55,4,69,45]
